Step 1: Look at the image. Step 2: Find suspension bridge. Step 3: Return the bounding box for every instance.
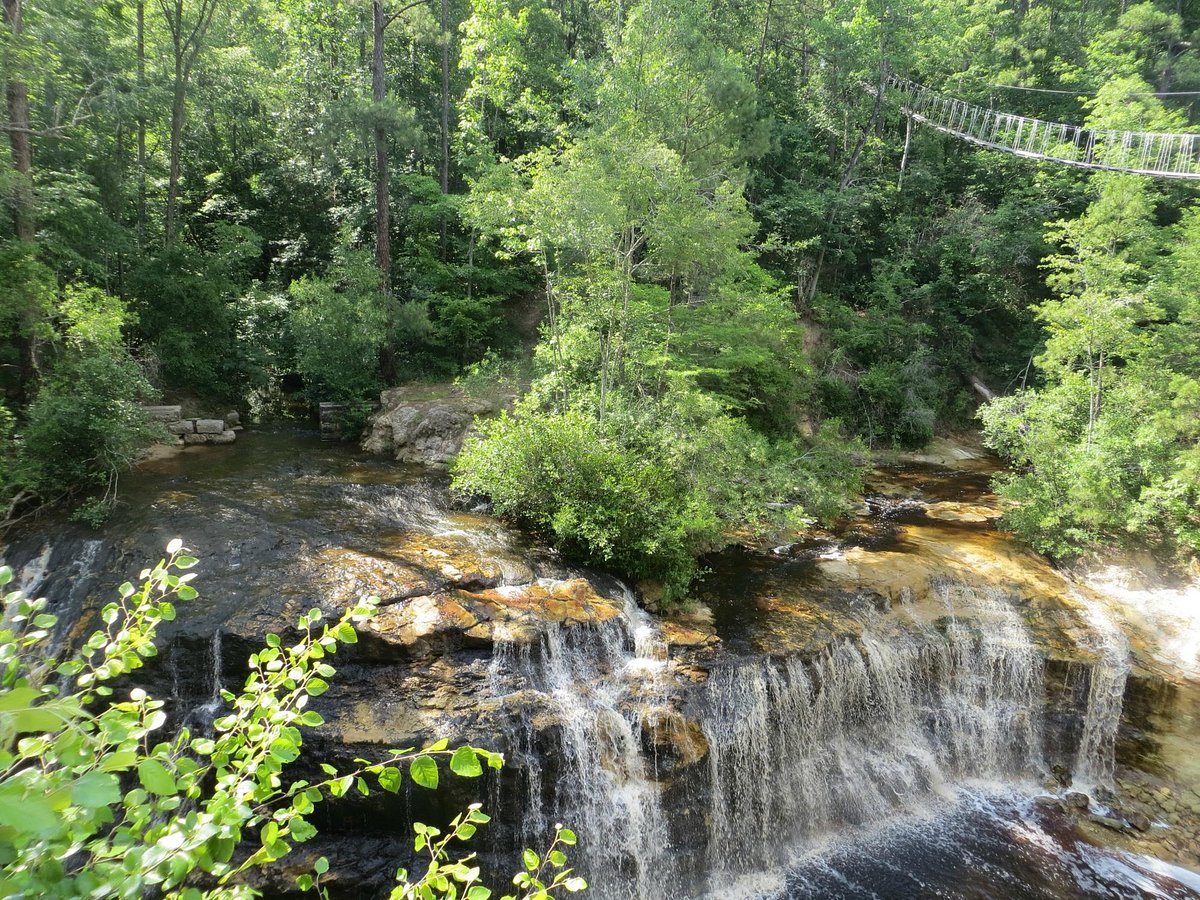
[885,74,1200,179]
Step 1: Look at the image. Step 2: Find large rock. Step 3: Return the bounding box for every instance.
[195,418,226,434]
[361,385,513,467]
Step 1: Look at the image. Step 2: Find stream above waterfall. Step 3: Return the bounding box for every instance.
[2,430,1199,899]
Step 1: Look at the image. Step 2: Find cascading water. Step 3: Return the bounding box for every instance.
[699,581,1044,890]
[486,578,1050,897]
[488,586,673,900]
[174,628,225,732]
[1070,590,1130,792]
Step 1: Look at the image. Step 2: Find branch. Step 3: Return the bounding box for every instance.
[384,0,430,30]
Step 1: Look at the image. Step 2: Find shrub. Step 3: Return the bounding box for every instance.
[453,391,862,601]
[22,351,160,502]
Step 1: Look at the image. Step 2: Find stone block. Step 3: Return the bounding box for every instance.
[167,420,195,435]
[144,405,182,423]
[195,418,225,434]
[183,433,210,445]
[210,429,237,445]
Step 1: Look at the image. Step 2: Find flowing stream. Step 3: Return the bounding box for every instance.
[2,431,1198,899]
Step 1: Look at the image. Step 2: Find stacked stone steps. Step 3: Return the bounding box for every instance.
[143,406,240,446]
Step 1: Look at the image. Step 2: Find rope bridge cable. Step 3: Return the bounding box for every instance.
[881,75,1200,179]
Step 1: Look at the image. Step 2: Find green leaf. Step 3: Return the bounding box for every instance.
[270,738,301,763]
[314,856,329,875]
[410,756,439,789]
[0,790,60,835]
[70,771,120,808]
[305,678,329,697]
[0,686,41,711]
[137,758,177,796]
[378,766,401,793]
[522,849,539,871]
[450,746,483,778]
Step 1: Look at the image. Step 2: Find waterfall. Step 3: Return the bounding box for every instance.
[12,542,53,598]
[488,586,673,900]
[179,629,225,732]
[1070,590,1130,792]
[700,581,1044,888]
[488,579,1048,897]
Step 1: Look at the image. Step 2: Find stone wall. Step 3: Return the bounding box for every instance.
[144,405,240,446]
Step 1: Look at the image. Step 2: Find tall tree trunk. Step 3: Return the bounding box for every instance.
[754,0,774,87]
[165,57,185,244]
[137,0,147,245]
[439,0,450,257]
[373,0,395,381]
[4,0,33,242]
[159,0,218,245]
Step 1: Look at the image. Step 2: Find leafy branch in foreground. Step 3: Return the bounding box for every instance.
[0,541,586,900]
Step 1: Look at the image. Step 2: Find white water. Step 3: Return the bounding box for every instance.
[489,588,672,899]
[177,629,225,731]
[488,580,1056,897]
[700,582,1045,888]
[1070,589,1131,792]
[11,541,53,597]
[1085,566,1200,680]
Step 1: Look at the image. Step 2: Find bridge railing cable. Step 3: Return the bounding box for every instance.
[883,75,1200,179]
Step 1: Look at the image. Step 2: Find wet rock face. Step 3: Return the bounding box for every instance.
[6,433,1200,898]
[361,385,513,467]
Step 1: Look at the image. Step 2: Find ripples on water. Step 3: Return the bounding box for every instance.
[772,792,1200,900]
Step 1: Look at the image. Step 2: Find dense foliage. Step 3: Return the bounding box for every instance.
[981,172,1200,559]
[0,545,586,898]
[1,0,1198,564]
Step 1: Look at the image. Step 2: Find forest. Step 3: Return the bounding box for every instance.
[1,0,1198,590]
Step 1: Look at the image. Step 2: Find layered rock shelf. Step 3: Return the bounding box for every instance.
[5,432,1200,898]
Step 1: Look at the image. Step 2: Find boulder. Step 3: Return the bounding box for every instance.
[362,385,514,467]
[183,433,210,445]
[1126,811,1152,832]
[1065,791,1091,809]
[1088,814,1126,832]
[167,420,195,435]
[639,708,709,772]
[195,418,225,434]
[210,429,237,445]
